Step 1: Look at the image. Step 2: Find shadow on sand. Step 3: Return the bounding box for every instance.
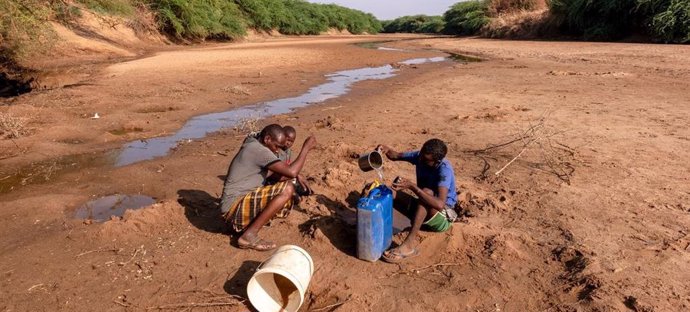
[294,193,362,257]
[177,189,229,234]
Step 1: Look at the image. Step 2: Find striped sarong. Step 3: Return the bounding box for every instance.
[224,181,293,232]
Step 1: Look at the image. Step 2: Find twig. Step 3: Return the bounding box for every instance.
[409,262,460,272]
[384,262,460,278]
[27,283,44,292]
[146,302,240,310]
[76,248,120,257]
[494,144,531,176]
[113,300,130,307]
[311,300,348,311]
[119,245,143,265]
[10,138,20,149]
[0,153,21,160]
[475,155,491,180]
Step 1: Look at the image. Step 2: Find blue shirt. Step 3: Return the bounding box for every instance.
[400,151,457,207]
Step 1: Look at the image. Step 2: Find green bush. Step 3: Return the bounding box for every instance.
[0,0,55,61]
[647,0,690,43]
[148,0,246,40]
[233,0,380,35]
[76,0,136,16]
[443,1,490,35]
[382,15,445,33]
[419,17,446,33]
[550,0,690,42]
[549,0,640,40]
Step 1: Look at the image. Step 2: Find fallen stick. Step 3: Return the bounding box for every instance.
[146,302,240,310]
[113,300,130,307]
[76,248,120,257]
[311,300,349,311]
[409,262,460,272]
[119,245,143,266]
[494,144,529,176]
[384,262,460,278]
[27,283,44,292]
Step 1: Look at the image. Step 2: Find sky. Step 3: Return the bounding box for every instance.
[306,0,460,20]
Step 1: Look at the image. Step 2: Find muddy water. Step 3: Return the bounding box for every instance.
[448,52,483,63]
[274,274,298,310]
[115,56,449,166]
[74,194,156,222]
[0,152,113,194]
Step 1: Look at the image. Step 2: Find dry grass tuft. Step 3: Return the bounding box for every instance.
[482,9,555,39]
[0,112,28,139]
[234,116,261,134]
[222,85,251,96]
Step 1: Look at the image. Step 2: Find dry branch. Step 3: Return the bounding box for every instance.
[146,302,240,310]
[76,248,121,257]
[384,262,460,278]
[311,300,348,311]
[463,115,575,183]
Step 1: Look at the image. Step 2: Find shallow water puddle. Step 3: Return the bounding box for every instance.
[74,194,156,222]
[115,56,449,166]
[354,41,395,50]
[448,52,483,63]
[355,41,406,52]
[0,152,112,194]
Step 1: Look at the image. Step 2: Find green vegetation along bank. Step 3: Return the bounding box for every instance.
[382,0,689,43]
[0,0,382,66]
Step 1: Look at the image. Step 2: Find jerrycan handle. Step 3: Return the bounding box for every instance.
[368,185,384,198]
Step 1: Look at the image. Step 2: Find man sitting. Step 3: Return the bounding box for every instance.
[220,124,316,251]
[376,138,458,263]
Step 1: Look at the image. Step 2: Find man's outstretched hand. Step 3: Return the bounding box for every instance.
[303,135,317,151]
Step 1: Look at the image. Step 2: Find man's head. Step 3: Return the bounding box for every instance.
[258,124,286,153]
[420,138,447,167]
[283,126,297,150]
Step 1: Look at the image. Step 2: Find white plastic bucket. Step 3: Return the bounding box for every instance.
[247,245,314,312]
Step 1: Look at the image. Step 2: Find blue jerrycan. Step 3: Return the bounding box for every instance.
[357,185,393,261]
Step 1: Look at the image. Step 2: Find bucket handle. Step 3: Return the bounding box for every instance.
[255,248,314,274]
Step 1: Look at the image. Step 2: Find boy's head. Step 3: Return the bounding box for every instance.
[420,138,447,167]
[259,124,286,153]
[283,126,297,150]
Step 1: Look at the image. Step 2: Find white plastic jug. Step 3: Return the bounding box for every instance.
[247,245,314,312]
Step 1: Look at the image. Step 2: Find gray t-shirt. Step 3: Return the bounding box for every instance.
[220,136,280,213]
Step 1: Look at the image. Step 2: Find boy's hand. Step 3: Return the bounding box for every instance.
[376,144,395,159]
[392,177,414,191]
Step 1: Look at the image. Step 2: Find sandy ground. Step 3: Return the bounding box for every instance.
[1,35,690,312]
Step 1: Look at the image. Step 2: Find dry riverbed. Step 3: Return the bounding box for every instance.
[1,36,689,311]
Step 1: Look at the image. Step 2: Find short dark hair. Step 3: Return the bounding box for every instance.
[283,126,296,136]
[421,138,447,161]
[259,124,284,141]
